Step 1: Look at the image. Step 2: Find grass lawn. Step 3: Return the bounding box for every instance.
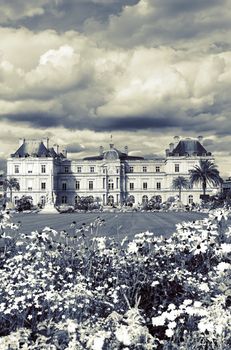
[11,211,208,240]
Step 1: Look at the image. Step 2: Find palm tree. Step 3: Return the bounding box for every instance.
[3,177,20,203]
[189,159,222,197]
[172,176,189,201]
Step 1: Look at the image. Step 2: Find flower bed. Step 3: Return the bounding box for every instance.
[0,210,230,349]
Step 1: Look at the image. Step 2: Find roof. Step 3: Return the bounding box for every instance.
[83,144,144,161]
[170,139,211,156]
[11,141,60,158]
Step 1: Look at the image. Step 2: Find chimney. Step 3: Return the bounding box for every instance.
[19,138,25,146]
[169,143,174,152]
[53,144,59,154]
[62,149,67,158]
[99,146,104,155]
[109,143,114,149]
[165,149,170,156]
[174,135,180,147]
[42,137,49,148]
[198,135,203,144]
[124,145,128,154]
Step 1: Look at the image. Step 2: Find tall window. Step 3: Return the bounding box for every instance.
[28,164,33,173]
[156,182,161,190]
[76,180,80,190]
[143,182,148,190]
[89,181,93,190]
[77,166,82,173]
[156,166,160,173]
[129,166,134,173]
[41,182,46,190]
[62,196,67,204]
[27,180,33,190]
[103,178,105,189]
[14,165,19,174]
[130,182,134,190]
[62,182,67,190]
[64,166,69,173]
[143,166,147,173]
[41,165,46,173]
[108,179,114,190]
[188,195,194,204]
[175,164,180,172]
[90,166,95,173]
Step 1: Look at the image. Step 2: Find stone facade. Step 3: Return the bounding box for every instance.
[7,137,218,206]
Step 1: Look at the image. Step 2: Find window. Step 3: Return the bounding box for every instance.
[103,178,105,189]
[41,182,46,190]
[130,182,134,190]
[90,166,95,173]
[41,165,46,173]
[143,182,148,190]
[156,182,161,190]
[27,179,33,190]
[77,166,82,173]
[116,177,119,189]
[108,179,114,190]
[142,195,148,203]
[188,195,194,204]
[75,195,80,204]
[62,182,67,190]
[28,164,33,173]
[14,165,19,173]
[61,196,67,204]
[64,166,69,173]
[76,180,80,190]
[129,166,134,173]
[175,164,180,172]
[143,166,147,173]
[156,166,160,173]
[89,181,93,190]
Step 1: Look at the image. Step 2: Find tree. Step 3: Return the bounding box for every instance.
[3,177,20,203]
[16,195,33,212]
[172,176,189,201]
[189,159,223,197]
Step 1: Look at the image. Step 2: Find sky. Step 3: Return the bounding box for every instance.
[0,0,231,176]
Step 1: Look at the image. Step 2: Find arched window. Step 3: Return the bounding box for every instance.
[142,195,148,204]
[188,195,193,204]
[75,195,80,205]
[14,196,19,206]
[40,196,46,205]
[108,195,114,205]
[129,195,135,203]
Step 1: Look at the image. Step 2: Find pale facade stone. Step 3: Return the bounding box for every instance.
[7,137,218,206]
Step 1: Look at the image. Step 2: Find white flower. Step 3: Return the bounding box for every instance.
[193,301,202,308]
[67,319,77,333]
[168,303,176,310]
[198,320,214,333]
[92,336,105,350]
[127,241,139,254]
[151,281,159,287]
[220,243,231,254]
[216,262,231,272]
[165,328,174,337]
[183,299,192,306]
[168,321,177,329]
[198,283,210,292]
[152,315,166,326]
[115,325,131,345]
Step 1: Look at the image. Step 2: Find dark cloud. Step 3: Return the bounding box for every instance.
[1,0,139,31]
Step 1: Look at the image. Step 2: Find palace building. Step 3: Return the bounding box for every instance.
[7,136,218,206]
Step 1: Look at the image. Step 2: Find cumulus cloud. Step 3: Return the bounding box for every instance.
[0,0,231,176]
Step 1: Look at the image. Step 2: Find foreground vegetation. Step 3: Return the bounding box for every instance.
[0,209,230,349]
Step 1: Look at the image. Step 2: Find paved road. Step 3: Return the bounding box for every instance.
[11,211,207,240]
